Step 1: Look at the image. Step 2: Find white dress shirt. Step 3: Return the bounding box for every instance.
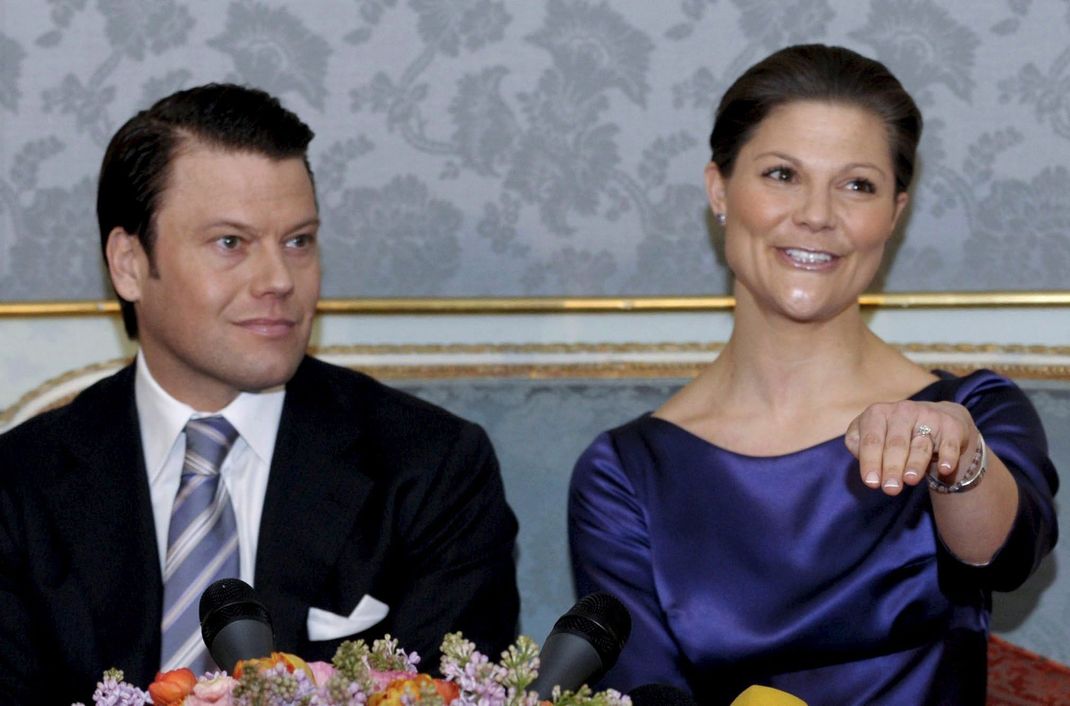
[135,354,285,585]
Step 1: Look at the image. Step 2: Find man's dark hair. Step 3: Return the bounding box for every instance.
[96,83,315,338]
[709,44,923,196]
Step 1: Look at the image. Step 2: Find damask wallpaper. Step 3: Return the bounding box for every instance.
[1,0,1068,300]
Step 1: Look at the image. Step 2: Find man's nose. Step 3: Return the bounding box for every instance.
[250,244,295,297]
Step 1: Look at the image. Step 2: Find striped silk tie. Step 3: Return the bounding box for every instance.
[160,416,240,674]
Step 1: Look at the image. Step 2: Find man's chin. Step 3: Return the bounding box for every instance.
[234,357,305,394]
[239,379,290,395]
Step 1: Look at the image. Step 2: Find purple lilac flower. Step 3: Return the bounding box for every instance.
[90,675,148,706]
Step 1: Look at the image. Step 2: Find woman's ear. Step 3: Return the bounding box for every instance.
[891,191,910,231]
[705,162,728,216]
[105,227,147,302]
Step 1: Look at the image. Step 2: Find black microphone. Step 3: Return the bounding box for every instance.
[528,592,631,699]
[627,684,699,705]
[199,578,275,673]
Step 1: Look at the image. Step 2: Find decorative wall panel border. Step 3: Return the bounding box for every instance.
[5,342,1069,431]
[2,291,1070,317]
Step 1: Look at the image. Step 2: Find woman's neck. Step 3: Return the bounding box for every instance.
[713,297,879,413]
[655,289,935,454]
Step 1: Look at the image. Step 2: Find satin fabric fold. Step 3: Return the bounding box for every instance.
[570,370,1058,705]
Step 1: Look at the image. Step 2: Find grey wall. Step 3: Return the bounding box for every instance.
[1,0,1069,300]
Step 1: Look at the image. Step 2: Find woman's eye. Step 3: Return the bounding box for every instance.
[763,166,795,182]
[846,179,876,194]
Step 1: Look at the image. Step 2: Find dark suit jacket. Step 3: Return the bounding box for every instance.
[0,356,519,705]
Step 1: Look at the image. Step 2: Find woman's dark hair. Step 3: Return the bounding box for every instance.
[96,83,315,338]
[709,44,922,195]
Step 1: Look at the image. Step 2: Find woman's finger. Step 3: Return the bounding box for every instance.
[904,421,936,485]
[934,417,969,480]
[845,416,861,457]
[857,410,888,490]
[879,411,914,495]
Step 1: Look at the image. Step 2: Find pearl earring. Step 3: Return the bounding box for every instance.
[715,212,727,226]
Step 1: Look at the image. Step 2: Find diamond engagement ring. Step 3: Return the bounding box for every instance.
[913,424,933,439]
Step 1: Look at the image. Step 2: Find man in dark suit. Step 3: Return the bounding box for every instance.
[0,84,519,705]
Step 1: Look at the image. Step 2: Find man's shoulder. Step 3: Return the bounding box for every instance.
[0,363,134,450]
[293,356,481,444]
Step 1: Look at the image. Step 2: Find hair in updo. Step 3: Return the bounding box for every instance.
[709,44,922,195]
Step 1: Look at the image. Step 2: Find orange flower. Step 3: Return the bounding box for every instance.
[368,674,459,705]
[232,651,313,680]
[148,668,197,706]
[432,678,460,702]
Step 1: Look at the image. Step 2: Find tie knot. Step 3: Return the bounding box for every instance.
[183,416,239,477]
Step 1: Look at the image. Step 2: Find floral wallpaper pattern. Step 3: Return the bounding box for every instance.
[1,0,1068,300]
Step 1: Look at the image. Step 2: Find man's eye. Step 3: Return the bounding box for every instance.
[219,235,241,249]
[287,234,315,248]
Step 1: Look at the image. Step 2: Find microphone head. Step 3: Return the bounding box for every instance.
[549,592,631,671]
[199,578,273,648]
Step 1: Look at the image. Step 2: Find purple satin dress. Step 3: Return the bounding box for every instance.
[569,370,1059,705]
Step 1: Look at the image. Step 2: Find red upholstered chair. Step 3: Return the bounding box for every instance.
[988,634,1070,705]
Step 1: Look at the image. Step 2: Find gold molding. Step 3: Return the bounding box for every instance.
[0,301,121,316]
[310,342,1070,381]
[0,356,132,425]
[2,291,1070,317]
[312,341,1070,356]
[355,361,1070,381]
[312,341,727,355]
[5,342,1070,426]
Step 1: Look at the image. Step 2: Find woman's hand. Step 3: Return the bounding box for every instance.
[844,400,980,495]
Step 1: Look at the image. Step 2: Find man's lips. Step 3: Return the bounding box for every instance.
[235,318,298,337]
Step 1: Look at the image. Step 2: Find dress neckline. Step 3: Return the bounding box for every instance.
[645,372,949,460]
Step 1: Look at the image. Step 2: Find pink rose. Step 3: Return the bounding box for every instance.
[308,661,335,685]
[184,674,237,706]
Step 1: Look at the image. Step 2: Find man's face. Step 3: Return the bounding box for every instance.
[116,145,320,410]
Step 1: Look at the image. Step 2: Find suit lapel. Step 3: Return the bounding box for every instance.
[255,358,376,646]
[47,364,162,683]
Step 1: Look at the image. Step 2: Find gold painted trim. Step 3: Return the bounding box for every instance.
[857,291,1070,308]
[2,291,1070,317]
[312,341,1070,356]
[310,342,1070,381]
[0,301,121,316]
[312,342,725,355]
[0,357,132,425]
[5,342,1070,426]
[348,361,1070,382]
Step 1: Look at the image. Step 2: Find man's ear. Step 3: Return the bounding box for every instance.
[105,227,148,302]
[705,162,728,215]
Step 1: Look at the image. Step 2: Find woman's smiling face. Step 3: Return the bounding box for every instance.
[707,100,909,323]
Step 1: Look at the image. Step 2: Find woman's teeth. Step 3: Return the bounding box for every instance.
[784,248,833,264]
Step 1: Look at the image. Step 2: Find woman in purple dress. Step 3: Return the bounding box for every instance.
[568,45,1058,705]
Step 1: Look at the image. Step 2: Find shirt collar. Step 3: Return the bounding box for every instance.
[134,353,287,482]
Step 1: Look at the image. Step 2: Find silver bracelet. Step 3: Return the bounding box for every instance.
[928,433,987,494]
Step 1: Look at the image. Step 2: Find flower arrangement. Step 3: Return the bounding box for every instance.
[73,633,631,706]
